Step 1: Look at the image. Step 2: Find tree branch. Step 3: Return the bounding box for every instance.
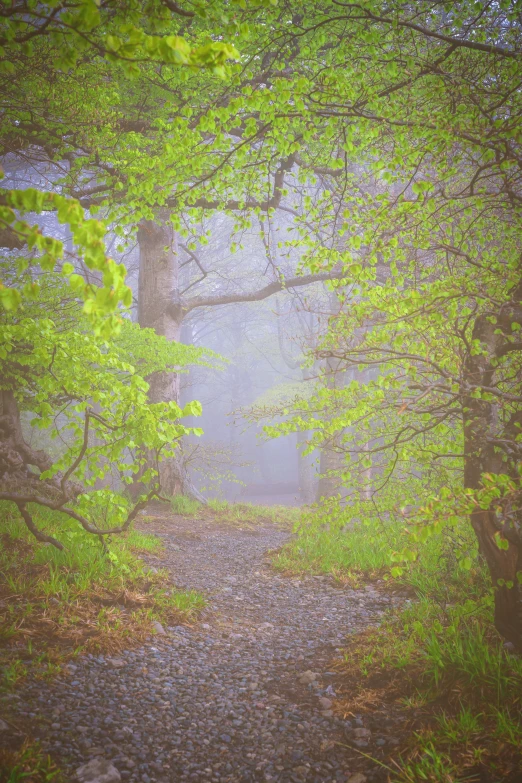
[16,502,65,550]
[181,269,344,315]
[0,225,26,250]
[330,2,522,58]
[76,154,297,212]
[161,0,195,17]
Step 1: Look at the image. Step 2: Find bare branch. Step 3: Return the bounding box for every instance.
[16,502,64,550]
[181,269,344,315]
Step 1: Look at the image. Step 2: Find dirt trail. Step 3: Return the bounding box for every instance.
[7,508,402,783]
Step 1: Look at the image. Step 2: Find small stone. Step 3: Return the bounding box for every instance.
[348,775,367,783]
[107,658,126,669]
[298,671,319,685]
[0,719,9,731]
[353,728,371,740]
[75,758,121,783]
[152,621,166,635]
[220,734,232,743]
[318,697,332,710]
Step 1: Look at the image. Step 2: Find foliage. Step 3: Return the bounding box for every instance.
[1,0,521,639]
[0,0,242,73]
[273,499,481,590]
[0,189,131,331]
[0,0,245,323]
[358,600,522,782]
[0,284,206,546]
[249,0,522,644]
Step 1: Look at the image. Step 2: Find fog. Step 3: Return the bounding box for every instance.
[2,156,334,505]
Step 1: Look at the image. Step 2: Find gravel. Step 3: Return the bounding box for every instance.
[9,508,403,783]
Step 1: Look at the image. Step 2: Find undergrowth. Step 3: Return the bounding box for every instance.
[274,510,522,782]
[170,495,300,529]
[0,741,63,783]
[0,501,205,687]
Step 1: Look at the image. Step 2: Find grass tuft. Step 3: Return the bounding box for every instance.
[0,741,63,783]
[0,501,205,686]
[170,495,201,517]
[169,495,300,529]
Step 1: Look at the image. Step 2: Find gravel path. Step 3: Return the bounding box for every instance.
[7,508,402,783]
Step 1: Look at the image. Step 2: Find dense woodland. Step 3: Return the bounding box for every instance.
[1,2,522,781]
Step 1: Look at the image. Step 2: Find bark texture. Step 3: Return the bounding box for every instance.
[0,390,55,494]
[137,219,205,503]
[462,281,522,649]
[296,431,315,504]
[316,293,344,503]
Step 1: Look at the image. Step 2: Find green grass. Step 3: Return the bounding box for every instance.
[170,495,300,529]
[0,741,63,783]
[272,524,397,581]
[272,514,479,595]
[0,501,205,683]
[170,494,201,516]
[275,511,522,782]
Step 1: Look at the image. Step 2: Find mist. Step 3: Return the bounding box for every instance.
[1,3,521,783]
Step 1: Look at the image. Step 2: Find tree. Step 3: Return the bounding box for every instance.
[0,0,246,537]
[0,0,242,319]
[2,0,350,499]
[5,0,522,647]
[0,281,204,547]
[257,1,522,647]
[274,296,319,503]
[133,212,346,495]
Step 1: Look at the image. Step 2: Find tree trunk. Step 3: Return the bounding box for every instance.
[136,219,205,503]
[138,219,182,401]
[462,295,522,649]
[0,390,54,490]
[316,356,344,502]
[316,431,343,501]
[316,291,345,503]
[469,507,521,648]
[0,390,81,527]
[296,431,315,503]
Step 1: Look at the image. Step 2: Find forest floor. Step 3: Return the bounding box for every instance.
[1,504,411,783]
